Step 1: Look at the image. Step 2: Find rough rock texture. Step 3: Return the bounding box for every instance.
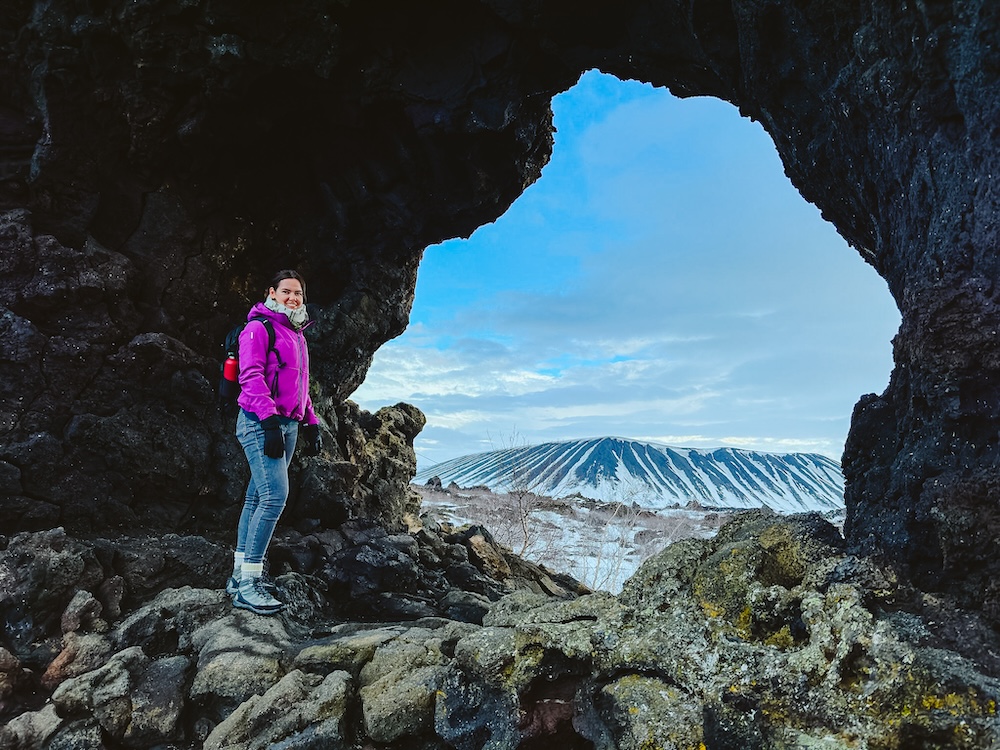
[4,2,1000,745]
[0,516,582,670]
[5,512,1000,749]
[0,0,558,534]
[0,512,584,732]
[1,0,999,609]
[2,0,1000,606]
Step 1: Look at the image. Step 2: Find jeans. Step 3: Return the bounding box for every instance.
[235,409,298,565]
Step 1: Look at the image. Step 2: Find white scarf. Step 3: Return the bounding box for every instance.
[265,297,310,329]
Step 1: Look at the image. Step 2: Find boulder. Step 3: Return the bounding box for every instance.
[203,669,352,750]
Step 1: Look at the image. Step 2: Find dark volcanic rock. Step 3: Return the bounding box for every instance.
[0,0,999,647]
[1,0,557,538]
[5,512,1000,748]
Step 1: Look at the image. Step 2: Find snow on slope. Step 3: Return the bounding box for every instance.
[414,437,844,514]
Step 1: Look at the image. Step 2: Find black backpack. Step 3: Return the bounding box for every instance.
[218,316,276,409]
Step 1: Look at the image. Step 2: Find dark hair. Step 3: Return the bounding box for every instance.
[268,269,306,299]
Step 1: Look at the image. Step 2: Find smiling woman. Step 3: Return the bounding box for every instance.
[229,269,323,615]
[351,70,901,472]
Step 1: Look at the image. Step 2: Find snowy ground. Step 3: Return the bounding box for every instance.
[412,483,790,593]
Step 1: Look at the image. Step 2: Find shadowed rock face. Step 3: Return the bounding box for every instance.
[2,2,999,610]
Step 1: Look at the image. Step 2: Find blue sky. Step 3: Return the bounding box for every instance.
[351,70,901,471]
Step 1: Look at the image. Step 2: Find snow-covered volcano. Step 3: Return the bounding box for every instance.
[415,437,844,514]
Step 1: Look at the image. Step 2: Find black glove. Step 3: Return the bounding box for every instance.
[300,423,322,457]
[261,416,285,459]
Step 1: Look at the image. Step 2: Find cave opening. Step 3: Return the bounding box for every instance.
[352,70,901,474]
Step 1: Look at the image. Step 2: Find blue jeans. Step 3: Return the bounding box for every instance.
[235,409,298,565]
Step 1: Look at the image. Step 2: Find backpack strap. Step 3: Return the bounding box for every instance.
[249,316,283,368]
[247,317,273,351]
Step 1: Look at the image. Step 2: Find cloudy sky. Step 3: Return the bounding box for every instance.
[351,70,901,472]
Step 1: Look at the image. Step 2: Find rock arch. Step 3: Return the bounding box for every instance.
[2,1,999,614]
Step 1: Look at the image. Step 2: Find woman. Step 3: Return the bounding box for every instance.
[227,269,323,614]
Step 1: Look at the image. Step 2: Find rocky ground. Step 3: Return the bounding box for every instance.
[4,510,1000,749]
[3,1,1000,746]
[0,515,583,749]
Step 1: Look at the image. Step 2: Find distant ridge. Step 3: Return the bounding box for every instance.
[415,437,844,514]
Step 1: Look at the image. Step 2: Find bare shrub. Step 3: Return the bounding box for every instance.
[487,430,550,558]
[412,462,741,593]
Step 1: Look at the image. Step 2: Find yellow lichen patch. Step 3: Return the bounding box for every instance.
[636,741,705,750]
[700,600,724,619]
[735,605,753,640]
[759,700,791,726]
[918,689,997,717]
[636,736,707,750]
[898,687,998,738]
[763,625,796,650]
[716,545,750,578]
[758,524,807,584]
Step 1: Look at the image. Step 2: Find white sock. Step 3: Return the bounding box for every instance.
[233,551,245,579]
[241,562,264,580]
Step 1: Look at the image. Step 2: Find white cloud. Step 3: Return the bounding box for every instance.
[351,72,900,471]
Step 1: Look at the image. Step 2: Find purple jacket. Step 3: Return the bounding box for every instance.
[237,302,318,425]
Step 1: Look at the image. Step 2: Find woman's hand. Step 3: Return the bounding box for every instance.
[261,416,285,459]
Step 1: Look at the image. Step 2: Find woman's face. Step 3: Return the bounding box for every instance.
[269,278,305,309]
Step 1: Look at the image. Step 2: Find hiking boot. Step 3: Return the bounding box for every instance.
[226,569,280,598]
[232,577,285,615]
[259,573,280,596]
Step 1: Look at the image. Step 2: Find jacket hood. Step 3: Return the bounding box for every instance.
[248,301,295,328]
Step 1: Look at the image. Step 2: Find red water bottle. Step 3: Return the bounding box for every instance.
[220,355,239,401]
[223,355,239,383]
